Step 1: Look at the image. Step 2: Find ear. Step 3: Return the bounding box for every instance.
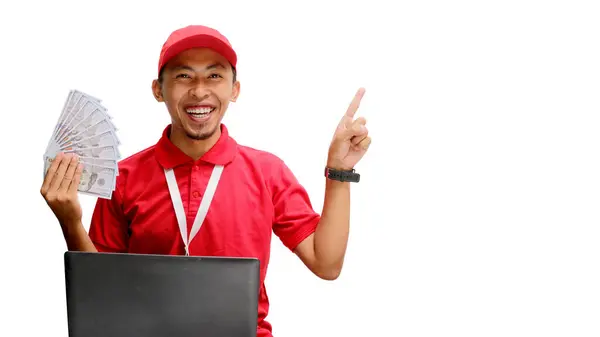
[230,80,241,102]
[152,79,164,102]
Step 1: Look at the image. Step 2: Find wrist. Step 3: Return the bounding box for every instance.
[326,161,353,172]
[325,178,350,190]
[60,218,83,234]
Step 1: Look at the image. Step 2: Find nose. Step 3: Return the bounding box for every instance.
[189,82,210,100]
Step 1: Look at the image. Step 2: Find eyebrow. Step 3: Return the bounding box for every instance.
[171,65,194,72]
[206,62,226,70]
[171,63,226,72]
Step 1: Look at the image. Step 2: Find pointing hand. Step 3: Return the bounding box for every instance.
[326,88,371,171]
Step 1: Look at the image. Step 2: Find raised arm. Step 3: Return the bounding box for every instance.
[294,88,371,280]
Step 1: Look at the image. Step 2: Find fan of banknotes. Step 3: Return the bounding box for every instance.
[43,90,121,200]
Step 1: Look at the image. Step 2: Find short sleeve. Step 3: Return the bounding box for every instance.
[270,159,320,252]
[88,184,129,253]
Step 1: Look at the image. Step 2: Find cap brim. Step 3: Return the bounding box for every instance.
[159,34,237,74]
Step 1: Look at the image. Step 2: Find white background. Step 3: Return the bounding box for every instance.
[1,0,599,336]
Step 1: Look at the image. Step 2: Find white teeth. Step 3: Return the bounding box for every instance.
[186,107,214,114]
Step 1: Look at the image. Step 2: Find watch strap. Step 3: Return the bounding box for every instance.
[324,167,360,183]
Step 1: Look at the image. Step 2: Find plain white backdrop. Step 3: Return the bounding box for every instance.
[1,0,600,336]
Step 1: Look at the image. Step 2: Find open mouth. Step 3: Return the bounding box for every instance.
[185,105,216,121]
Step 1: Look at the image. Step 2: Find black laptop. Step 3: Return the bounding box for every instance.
[64,251,260,337]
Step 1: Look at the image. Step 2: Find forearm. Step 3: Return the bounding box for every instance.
[60,220,98,252]
[313,178,351,276]
[297,86,370,279]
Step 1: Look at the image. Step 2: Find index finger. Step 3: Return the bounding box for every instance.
[41,153,64,192]
[344,87,366,119]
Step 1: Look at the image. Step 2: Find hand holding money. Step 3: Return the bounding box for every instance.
[43,90,121,200]
[40,152,84,227]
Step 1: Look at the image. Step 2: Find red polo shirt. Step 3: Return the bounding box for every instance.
[88,124,320,337]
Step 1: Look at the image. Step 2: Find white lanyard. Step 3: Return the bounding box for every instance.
[164,164,224,256]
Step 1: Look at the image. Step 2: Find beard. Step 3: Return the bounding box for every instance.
[184,123,219,141]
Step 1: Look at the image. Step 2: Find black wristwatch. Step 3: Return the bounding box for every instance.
[324,167,360,183]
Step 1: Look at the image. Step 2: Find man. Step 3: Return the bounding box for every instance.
[40,25,371,337]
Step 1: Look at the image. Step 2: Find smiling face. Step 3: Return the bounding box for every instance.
[152,47,240,142]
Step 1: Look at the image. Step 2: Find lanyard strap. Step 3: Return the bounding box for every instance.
[164,164,224,256]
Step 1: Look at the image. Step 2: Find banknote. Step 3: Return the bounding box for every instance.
[46,118,119,159]
[44,90,120,200]
[55,96,108,144]
[59,121,119,149]
[78,156,118,171]
[43,156,116,199]
[63,145,121,160]
[78,157,118,187]
[51,90,80,141]
[78,164,116,199]
[56,105,110,145]
[46,90,77,152]
[74,155,119,169]
[52,90,102,141]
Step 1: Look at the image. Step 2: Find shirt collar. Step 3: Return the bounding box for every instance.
[155,123,237,169]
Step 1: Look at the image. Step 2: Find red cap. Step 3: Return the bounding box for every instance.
[157,25,237,76]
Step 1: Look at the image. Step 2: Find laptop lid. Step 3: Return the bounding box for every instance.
[64,251,260,337]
